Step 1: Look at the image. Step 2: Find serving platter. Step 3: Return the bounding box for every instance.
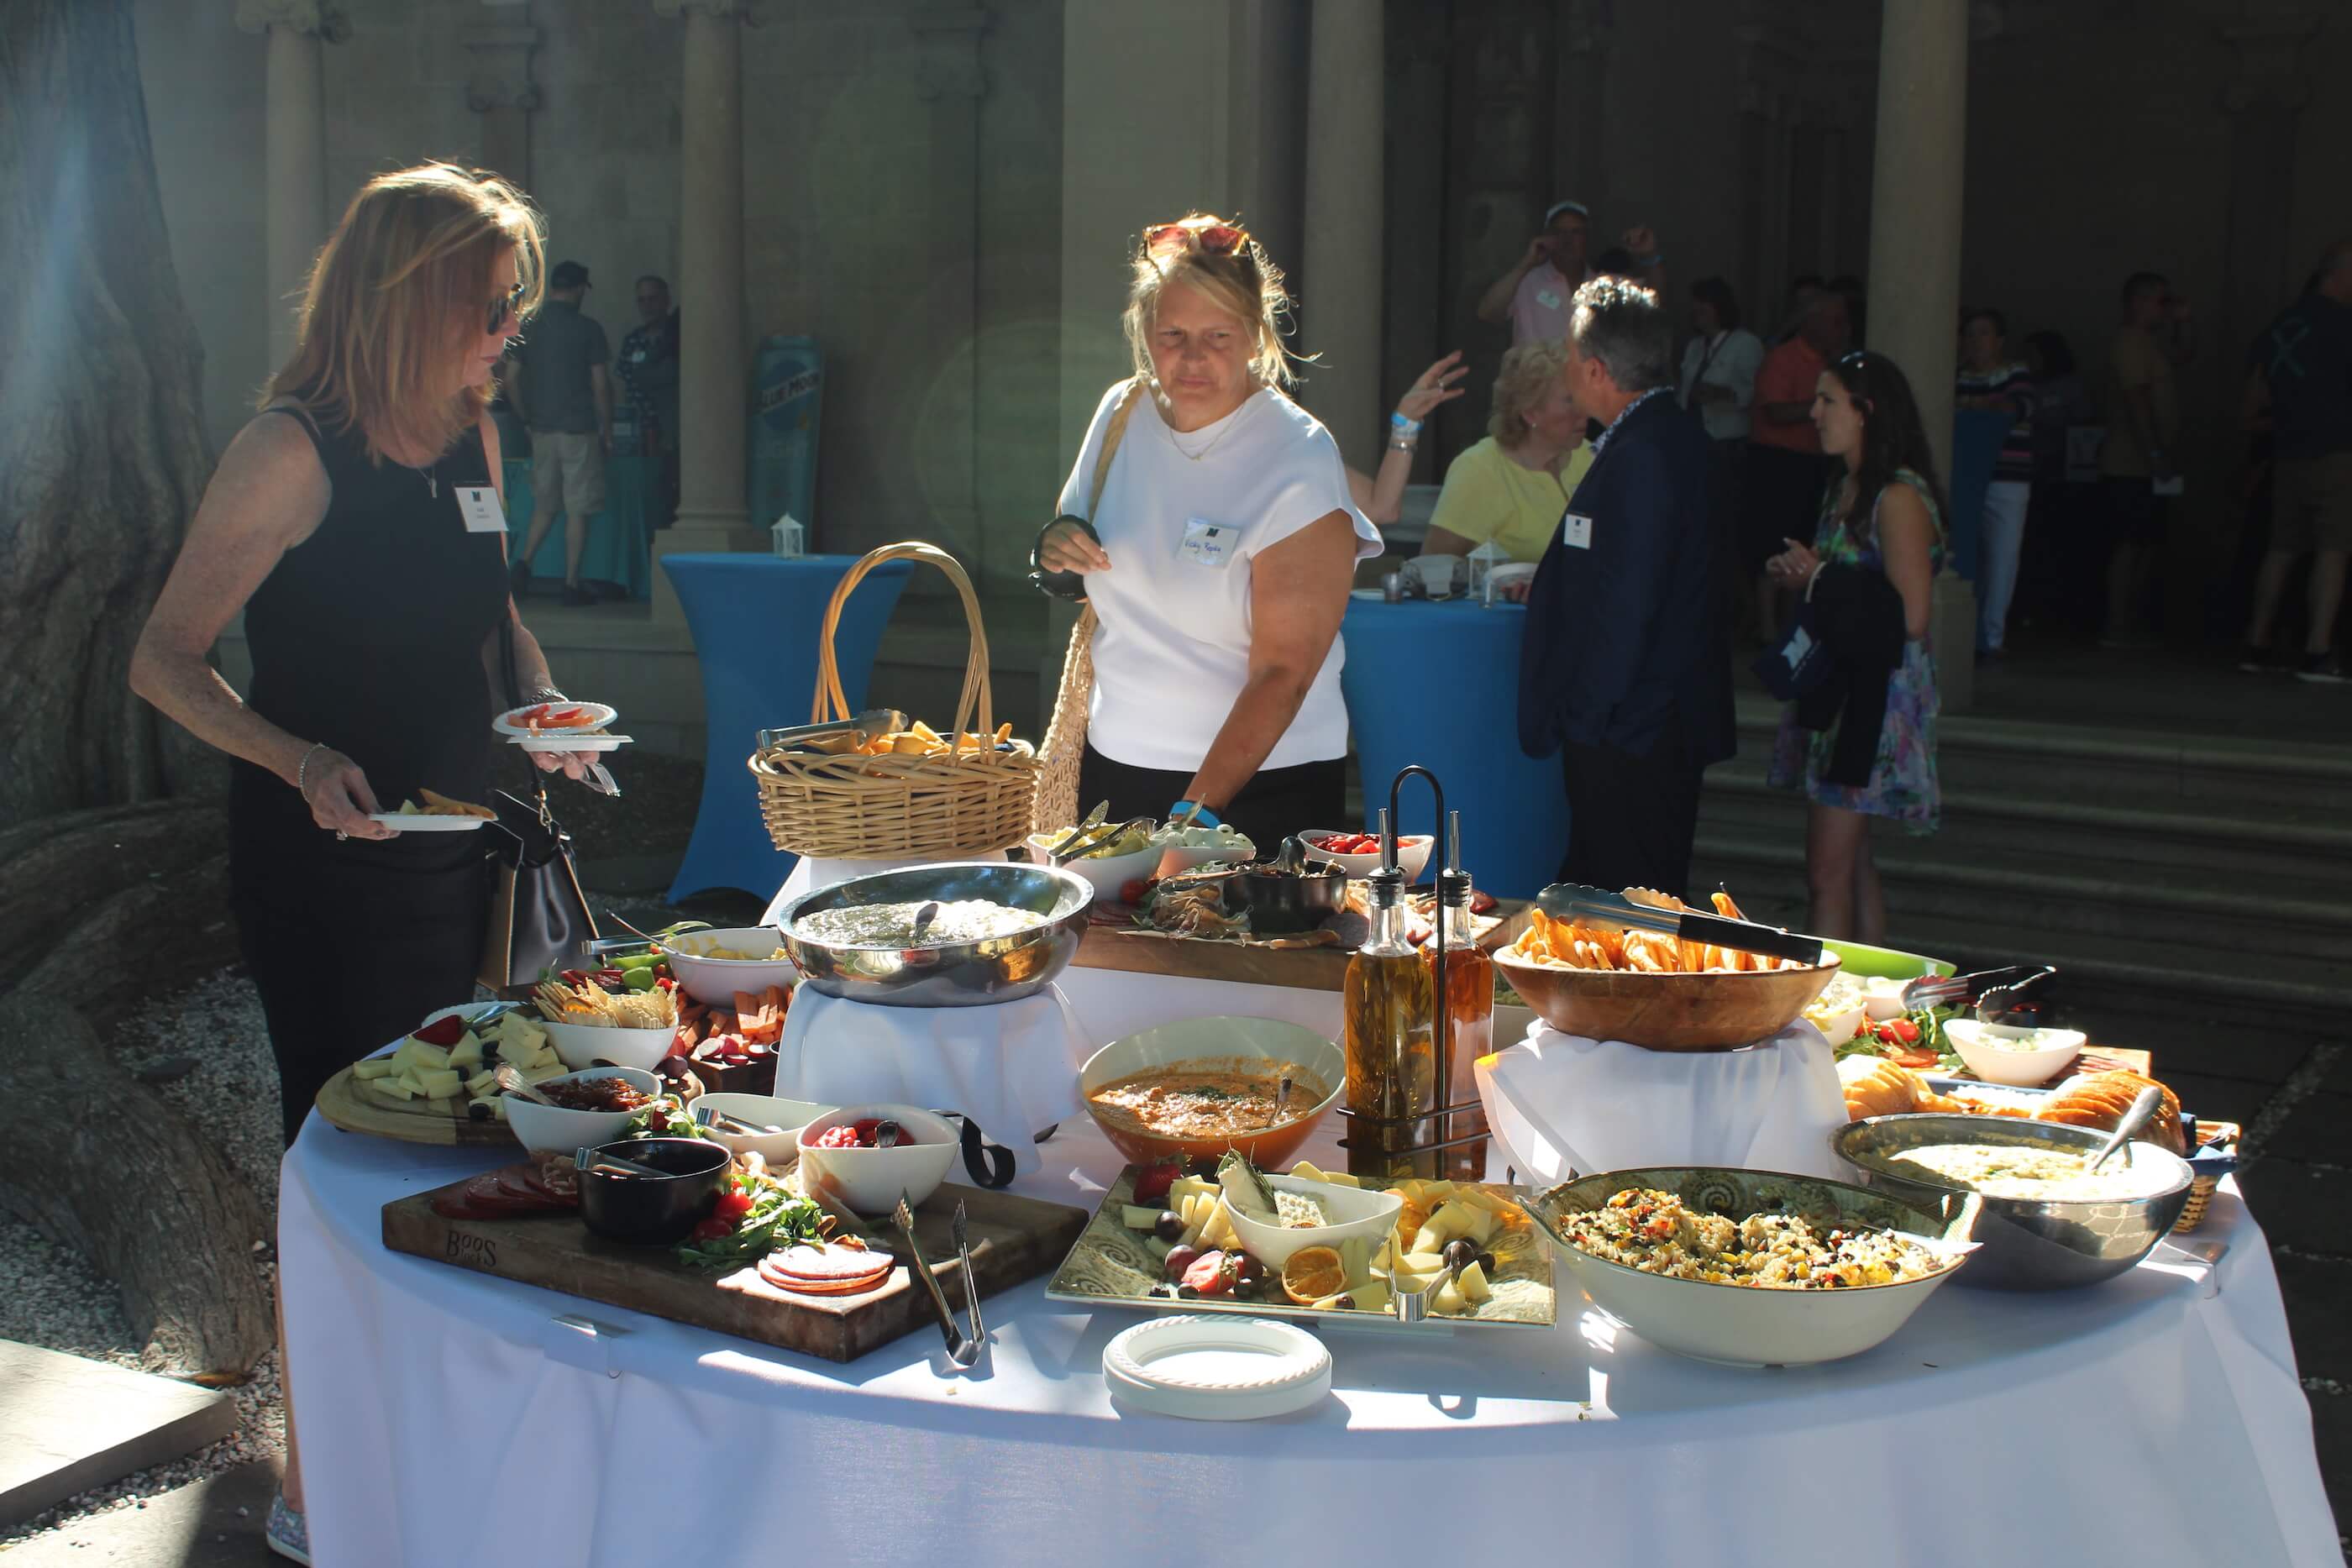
[384,1173,1088,1363]
[1047,1165,1556,1333]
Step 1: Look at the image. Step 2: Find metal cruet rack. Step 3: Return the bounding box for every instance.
[1332,764,1492,1177]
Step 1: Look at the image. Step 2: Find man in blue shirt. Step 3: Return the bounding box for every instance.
[1519,277,1735,897]
[2243,241,2352,683]
[617,274,680,529]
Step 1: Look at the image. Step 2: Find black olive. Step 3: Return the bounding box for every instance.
[1232,1255,1265,1290]
[1478,1252,1497,1275]
[466,1100,493,1121]
[1153,1210,1184,1242]
[1443,1237,1480,1271]
[1176,1284,1200,1300]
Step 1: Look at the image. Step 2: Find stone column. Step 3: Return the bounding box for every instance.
[652,0,764,625]
[1864,0,1972,710]
[1301,0,1383,469]
[913,8,989,579]
[236,0,344,374]
[464,2,540,184]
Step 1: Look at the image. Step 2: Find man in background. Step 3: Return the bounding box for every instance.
[1476,198,1666,347]
[617,274,680,531]
[508,259,612,606]
[2097,270,2182,646]
[1518,276,1735,899]
[2242,241,2352,683]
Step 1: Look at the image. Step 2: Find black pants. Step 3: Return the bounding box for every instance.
[1076,743,1346,854]
[1556,730,1705,902]
[232,826,490,1146]
[1742,443,1835,574]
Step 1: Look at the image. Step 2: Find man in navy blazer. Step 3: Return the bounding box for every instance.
[1517,276,1736,899]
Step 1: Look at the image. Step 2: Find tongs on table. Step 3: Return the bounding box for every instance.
[890,1192,984,1370]
[1900,964,2056,1022]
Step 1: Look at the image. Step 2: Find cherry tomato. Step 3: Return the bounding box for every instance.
[714,1189,755,1220]
[1887,1046,1940,1070]
[1118,879,1151,906]
[690,1216,732,1241]
[813,1124,863,1150]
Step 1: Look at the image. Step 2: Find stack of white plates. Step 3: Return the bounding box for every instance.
[1100,1315,1331,1421]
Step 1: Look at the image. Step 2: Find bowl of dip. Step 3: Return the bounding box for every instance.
[1079,1016,1347,1171]
[777,861,1094,1008]
[1831,1114,2194,1290]
[1222,1174,1405,1270]
[1943,1020,2085,1087]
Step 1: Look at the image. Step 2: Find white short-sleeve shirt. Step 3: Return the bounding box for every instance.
[1056,380,1383,773]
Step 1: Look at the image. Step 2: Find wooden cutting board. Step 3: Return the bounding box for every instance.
[1076,899,1528,994]
[381,1177,1089,1363]
[316,1063,514,1147]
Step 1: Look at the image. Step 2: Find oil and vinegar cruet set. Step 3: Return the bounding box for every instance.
[1337,765,1494,1183]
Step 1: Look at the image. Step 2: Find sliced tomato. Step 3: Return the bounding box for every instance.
[1887,1046,1941,1070]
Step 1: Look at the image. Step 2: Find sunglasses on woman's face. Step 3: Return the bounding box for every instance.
[487,280,526,337]
[1145,221,1249,260]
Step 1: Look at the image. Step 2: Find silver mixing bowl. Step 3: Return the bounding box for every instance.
[1831,1114,2193,1291]
[776,862,1094,1008]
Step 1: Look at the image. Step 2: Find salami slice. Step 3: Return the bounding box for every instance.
[763,1241,895,1282]
[433,1193,501,1221]
[758,1255,891,1297]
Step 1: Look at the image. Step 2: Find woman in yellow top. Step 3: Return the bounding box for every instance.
[1420,339,1593,565]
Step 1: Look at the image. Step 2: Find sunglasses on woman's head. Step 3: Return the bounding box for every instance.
[1145,221,1250,260]
[487,280,526,337]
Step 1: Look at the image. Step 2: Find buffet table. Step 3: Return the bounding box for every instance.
[281,966,2340,1568]
[1337,598,1568,899]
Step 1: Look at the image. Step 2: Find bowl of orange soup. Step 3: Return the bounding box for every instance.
[1079,1017,1347,1171]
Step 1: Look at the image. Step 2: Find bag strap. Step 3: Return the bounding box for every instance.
[1087,378,1146,522]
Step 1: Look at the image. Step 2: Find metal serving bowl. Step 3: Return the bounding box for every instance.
[776,862,1094,1008]
[1831,1114,2194,1291]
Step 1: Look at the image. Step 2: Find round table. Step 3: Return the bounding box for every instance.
[1338,597,1568,899]
[659,553,910,900]
[278,967,2339,1567]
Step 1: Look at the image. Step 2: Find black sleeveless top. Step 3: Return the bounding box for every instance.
[228,406,510,866]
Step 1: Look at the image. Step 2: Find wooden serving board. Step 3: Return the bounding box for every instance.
[316,1062,515,1147]
[1076,899,1528,995]
[381,1177,1090,1363]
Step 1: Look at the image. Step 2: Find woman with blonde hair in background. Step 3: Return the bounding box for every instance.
[129,161,596,1563]
[1032,214,1382,845]
[1420,339,1593,571]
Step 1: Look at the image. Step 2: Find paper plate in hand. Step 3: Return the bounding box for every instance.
[511,732,633,753]
[493,700,618,737]
[368,813,489,831]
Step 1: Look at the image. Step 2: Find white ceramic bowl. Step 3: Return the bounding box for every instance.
[1222,1175,1405,1270]
[503,1067,660,1155]
[1023,835,1163,905]
[541,1017,680,1072]
[1529,1167,1981,1367]
[1297,831,1432,883]
[795,1103,958,1217]
[1944,1020,2086,1088]
[1152,828,1259,882]
[1860,976,1914,1021]
[659,926,799,1006]
[694,1092,833,1163]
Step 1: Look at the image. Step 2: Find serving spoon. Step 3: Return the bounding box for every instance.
[2084,1084,2166,1174]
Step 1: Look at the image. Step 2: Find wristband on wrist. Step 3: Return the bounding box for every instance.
[1168,800,1222,829]
[1389,411,1422,437]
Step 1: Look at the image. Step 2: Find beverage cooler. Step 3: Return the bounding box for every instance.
[750,334,822,539]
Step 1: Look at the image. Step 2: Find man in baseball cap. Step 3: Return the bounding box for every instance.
[506,260,613,605]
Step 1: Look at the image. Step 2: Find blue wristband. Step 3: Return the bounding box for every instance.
[1389,411,1421,437]
[1169,800,1222,829]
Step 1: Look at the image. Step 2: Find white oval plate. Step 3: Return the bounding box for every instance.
[366,813,488,831]
[1102,1314,1331,1421]
[492,700,619,738]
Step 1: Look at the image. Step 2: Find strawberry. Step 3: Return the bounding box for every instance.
[1131,1158,1184,1206]
[412,1015,467,1047]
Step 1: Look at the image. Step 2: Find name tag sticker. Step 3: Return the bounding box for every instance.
[1179,517,1233,568]
[1536,289,1562,311]
[1562,511,1594,550]
[454,485,507,533]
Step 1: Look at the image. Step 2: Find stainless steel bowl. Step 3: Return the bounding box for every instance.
[1831,1114,2194,1291]
[776,862,1094,1008]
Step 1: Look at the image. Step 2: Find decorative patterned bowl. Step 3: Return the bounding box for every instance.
[1525,1165,1981,1366]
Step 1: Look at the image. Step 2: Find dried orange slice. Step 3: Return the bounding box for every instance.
[1282,1245,1347,1305]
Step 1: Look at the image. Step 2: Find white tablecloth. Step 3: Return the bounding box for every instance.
[775,983,1091,1168]
[1477,1020,1849,1184]
[280,966,2342,1567]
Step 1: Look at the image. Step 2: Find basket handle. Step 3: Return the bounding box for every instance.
[812,542,995,743]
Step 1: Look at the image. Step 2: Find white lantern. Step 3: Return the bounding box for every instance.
[770,512,806,558]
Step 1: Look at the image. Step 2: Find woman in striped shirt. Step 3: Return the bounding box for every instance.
[1956,307,2038,654]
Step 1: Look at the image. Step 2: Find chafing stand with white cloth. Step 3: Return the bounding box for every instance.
[774,984,1090,1173]
[1477,1019,1850,1185]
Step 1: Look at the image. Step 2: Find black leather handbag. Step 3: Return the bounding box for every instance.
[477,621,598,990]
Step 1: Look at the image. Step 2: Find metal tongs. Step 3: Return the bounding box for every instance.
[890,1193,984,1369]
[1535,884,1825,967]
[755,707,910,757]
[1899,964,2056,1021]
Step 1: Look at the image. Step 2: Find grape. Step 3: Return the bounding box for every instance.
[1163,1245,1201,1281]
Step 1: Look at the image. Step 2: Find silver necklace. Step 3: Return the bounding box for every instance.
[1163,396,1248,463]
[408,460,438,500]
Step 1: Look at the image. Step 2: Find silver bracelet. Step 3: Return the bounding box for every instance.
[1387,437,1418,454]
[296,741,328,794]
[525,685,566,704]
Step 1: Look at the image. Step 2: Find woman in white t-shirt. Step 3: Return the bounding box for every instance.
[1035,214,1382,845]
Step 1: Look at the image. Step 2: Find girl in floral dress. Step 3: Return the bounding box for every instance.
[1764,351,1948,942]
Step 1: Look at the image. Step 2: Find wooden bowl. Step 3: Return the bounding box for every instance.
[1494,949,1840,1051]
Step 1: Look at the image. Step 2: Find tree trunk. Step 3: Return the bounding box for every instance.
[0,0,216,823]
[0,802,270,1375]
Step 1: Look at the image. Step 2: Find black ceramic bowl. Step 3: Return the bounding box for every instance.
[577,1136,730,1245]
[1225,860,1348,934]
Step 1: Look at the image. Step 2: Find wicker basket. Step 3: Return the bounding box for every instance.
[2173,1174,2217,1233]
[747,542,1041,858]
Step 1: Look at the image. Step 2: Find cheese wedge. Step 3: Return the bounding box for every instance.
[414,1067,464,1100]
[352,1057,396,1081]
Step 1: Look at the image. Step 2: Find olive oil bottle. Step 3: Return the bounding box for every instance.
[1426,863,1494,1180]
[1343,862,1437,1181]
